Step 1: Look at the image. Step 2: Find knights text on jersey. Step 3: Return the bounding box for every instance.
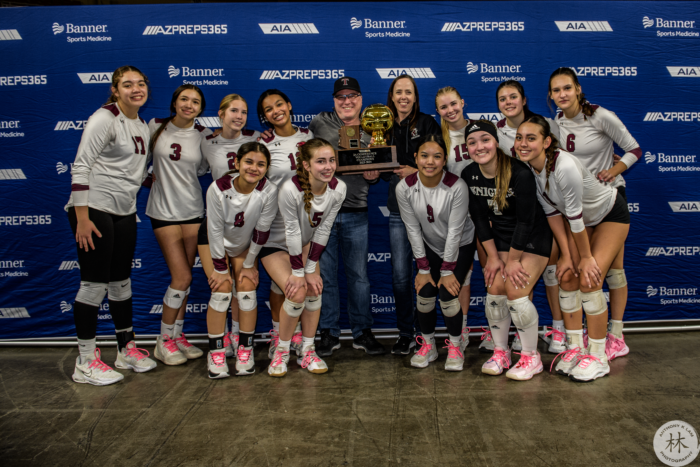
[497,116,560,159]
[395,171,475,276]
[531,150,617,233]
[206,173,279,273]
[67,103,150,216]
[554,105,641,188]
[201,129,261,181]
[446,126,473,175]
[463,157,548,251]
[275,175,346,277]
[145,119,213,221]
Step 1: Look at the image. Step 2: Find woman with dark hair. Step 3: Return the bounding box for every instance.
[66,65,154,385]
[384,75,441,355]
[395,134,476,371]
[548,68,641,360]
[147,84,211,366]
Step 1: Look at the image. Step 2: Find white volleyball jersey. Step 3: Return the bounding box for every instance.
[201,129,261,181]
[66,103,150,216]
[396,171,475,276]
[206,173,279,273]
[446,126,474,176]
[554,105,641,188]
[260,126,314,245]
[274,176,346,277]
[497,116,560,159]
[531,150,617,233]
[145,119,212,221]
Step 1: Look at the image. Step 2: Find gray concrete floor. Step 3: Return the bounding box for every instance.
[0,332,698,466]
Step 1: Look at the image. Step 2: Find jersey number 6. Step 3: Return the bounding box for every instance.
[169,143,182,161]
[566,134,576,152]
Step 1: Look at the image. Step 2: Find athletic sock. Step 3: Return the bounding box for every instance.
[115,326,134,351]
[77,338,96,364]
[231,320,240,335]
[421,332,436,344]
[161,321,175,339]
[462,314,468,329]
[449,334,461,348]
[488,316,511,350]
[552,320,565,333]
[302,336,315,352]
[239,332,255,348]
[278,339,291,352]
[566,329,584,350]
[519,323,539,353]
[609,320,624,339]
[174,319,184,338]
[208,332,225,351]
[272,320,280,334]
[589,337,607,359]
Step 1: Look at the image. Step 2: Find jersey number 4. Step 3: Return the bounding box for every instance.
[234,212,245,227]
[131,136,146,155]
[427,205,435,223]
[169,143,182,161]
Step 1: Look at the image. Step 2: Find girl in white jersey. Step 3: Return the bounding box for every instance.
[495,80,565,355]
[396,135,477,372]
[198,94,260,359]
[549,68,641,360]
[516,116,630,382]
[434,86,477,347]
[146,85,212,366]
[66,66,156,386]
[263,138,346,377]
[204,142,278,378]
[256,89,314,359]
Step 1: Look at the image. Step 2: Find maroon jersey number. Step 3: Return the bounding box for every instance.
[288,153,297,170]
[234,212,245,227]
[566,134,576,152]
[227,152,237,170]
[169,143,182,161]
[454,144,463,163]
[132,136,146,155]
[427,205,435,223]
[510,147,517,158]
[311,211,323,227]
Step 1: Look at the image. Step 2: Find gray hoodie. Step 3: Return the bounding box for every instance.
[309,110,376,211]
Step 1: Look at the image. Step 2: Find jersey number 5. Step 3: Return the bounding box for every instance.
[311,211,323,227]
[169,143,182,161]
[566,134,576,152]
[131,136,146,155]
[427,205,435,223]
[227,152,237,170]
[234,212,245,227]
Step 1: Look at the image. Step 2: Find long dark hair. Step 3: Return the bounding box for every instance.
[547,67,596,118]
[496,80,536,120]
[256,89,293,129]
[520,115,560,190]
[149,84,206,153]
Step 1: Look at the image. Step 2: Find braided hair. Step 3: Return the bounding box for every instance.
[520,115,560,190]
[295,138,335,227]
[547,67,596,119]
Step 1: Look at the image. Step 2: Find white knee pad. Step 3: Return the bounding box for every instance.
[416,295,436,313]
[237,291,257,312]
[543,265,558,287]
[508,297,539,330]
[107,278,131,301]
[75,281,108,307]
[462,270,472,287]
[305,295,322,312]
[164,286,186,309]
[484,294,509,322]
[185,286,191,295]
[209,292,232,313]
[283,298,304,317]
[605,269,627,290]
[270,281,283,295]
[581,290,607,316]
[439,298,461,317]
[559,288,582,313]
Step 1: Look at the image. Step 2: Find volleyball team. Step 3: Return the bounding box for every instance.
[66,65,639,386]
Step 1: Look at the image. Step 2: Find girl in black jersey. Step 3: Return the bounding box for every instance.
[461,121,552,381]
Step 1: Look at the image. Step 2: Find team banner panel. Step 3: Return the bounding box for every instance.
[1,2,699,339]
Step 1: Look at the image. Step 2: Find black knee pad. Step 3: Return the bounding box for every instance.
[438,285,458,302]
[418,282,438,299]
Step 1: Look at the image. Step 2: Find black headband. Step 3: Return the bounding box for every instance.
[465,122,499,143]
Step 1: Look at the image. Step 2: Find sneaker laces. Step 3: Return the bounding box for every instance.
[607,333,625,350]
[415,336,434,356]
[549,346,581,372]
[237,346,252,364]
[175,333,193,348]
[461,326,470,336]
[544,327,566,343]
[267,329,279,346]
[576,354,601,369]
[162,335,180,353]
[224,332,232,348]
[88,349,114,373]
[210,351,226,367]
[480,327,493,342]
[513,351,535,369]
[443,339,463,359]
[488,348,510,369]
[291,331,303,347]
[124,342,149,361]
[300,349,322,369]
[271,348,289,367]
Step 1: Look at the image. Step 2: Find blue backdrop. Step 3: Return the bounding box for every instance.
[1,2,699,339]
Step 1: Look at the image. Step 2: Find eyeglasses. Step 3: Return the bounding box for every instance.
[334,93,361,101]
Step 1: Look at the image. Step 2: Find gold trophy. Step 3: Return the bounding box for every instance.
[336,104,399,174]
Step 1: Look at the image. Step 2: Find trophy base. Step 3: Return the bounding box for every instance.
[336,146,399,175]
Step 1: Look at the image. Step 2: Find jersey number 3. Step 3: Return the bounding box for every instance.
[234,212,245,227]
[169,143,182,161]
[427,205,435,223]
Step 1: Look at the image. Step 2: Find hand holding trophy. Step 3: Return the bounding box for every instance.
[336,104,399,174]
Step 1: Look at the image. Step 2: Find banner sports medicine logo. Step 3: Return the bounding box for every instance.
[52,22,111,43]
[168,66,228,86]
[667,67,700,77]
[259,23,318,34]
[647,284,699,305]
[555,21,613,32]
[644,151,698,173]
[0,120,23,138]
[466,61,525,83]
[143,25,227,35]
[351,17,410,38]
[643,16,698,38]
[376,68,435,79]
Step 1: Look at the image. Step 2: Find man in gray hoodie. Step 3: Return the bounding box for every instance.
[310,76,386,356]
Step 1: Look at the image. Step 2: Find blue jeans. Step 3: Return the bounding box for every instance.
[389,212,419,337]
[319,211,373,339]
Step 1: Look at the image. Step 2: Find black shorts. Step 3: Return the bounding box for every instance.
[419,240,477,301]
[599,191,631,225]
[149,216,203,230]
[492,224,553,259]
[259,246,287,259]
[197,219,208,245]
[616,186,627,203]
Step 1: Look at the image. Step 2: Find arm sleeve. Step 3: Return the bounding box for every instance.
[243,187,279,268]
[196,130,212,177]
[595,108,642,169]
[440,181,469,276]
[279,186,306,277]
[305,184,346,274]
[396,183,430,274]
[206,185,228,274]
[555,159,586,233]
[468,188,495,245]
[510,169,538,251]
[70,110,115,205]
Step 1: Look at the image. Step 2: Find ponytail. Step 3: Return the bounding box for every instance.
[521,115,560,191]
[547,67,597,118]
[295,138,335,227]
[149,84,206,154]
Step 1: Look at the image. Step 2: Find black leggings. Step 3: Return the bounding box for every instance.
[68,207,137,339]
[417,240,476,337]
